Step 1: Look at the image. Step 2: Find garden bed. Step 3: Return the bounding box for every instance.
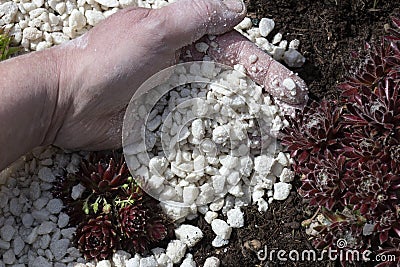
[1,0,400,267]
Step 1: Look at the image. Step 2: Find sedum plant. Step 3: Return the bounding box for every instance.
[53,152,169,261]
[281,17,400,266]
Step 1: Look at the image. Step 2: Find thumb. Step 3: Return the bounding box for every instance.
[155,0,246,49]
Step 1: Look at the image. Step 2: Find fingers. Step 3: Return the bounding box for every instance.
[155,0,246,49]
[207,31,309,107]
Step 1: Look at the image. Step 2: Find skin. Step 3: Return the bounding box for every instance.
[0,0,307,171]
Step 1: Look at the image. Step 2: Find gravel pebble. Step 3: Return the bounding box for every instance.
[50,239,70,260]
[12,236,25,255]
[1,225,16,241]
[204,256,220,267]
[46,198,63,214]
[37,221,55,235]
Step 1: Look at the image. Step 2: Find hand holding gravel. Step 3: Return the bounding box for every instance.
[0,0,306,171]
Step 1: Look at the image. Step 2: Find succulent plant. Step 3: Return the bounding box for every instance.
[53,151,169,261]
[118,203,167,254]
[343,162,400,218]
[280,16,400,266]
[299,151,347,210]
[79,153,130,195]
[280,99,343,169]
[75,215,118,261]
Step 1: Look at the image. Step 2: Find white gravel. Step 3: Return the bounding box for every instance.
[0,0,306,265]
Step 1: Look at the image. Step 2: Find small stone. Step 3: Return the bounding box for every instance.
[283,48,306,68]
[166,240,187,264]
[236,17,252,30]
[211,219,232,239]
[140,256,158,267]
[273,182,292,201]
[9,198,22,216]
[69,9,86,30]
[70,183,86,200]
[13,236,25,255]
[94,0,119,7]
[38,167,56,182]
[29,181,41,200]
[3,249,16,264]
[1,225,15,242]
[226,208,244,228]
[282,78,296,91]
[203,256,220,267]
[40,234,51,249]
[26,227,39,244]
[112,250,131,267]
[31,256,52,267]
[0,240,10,249]
[254,155,274,175]
[204,211,218,224]
[180,253,196,267]
[97,260,112,267]
[126,254,141,267]
[46,199,63,214]
[85,9,105,26]
[0,2,18,24]
[32,209,50,222]
[195,42,209,53]
[279,168,295,183]
[259,18,275,37]
[209,198,224,211]
[61,227,75,239]
[211,236,229,248]
[38,221,55,235]
[57,213,69,228]
[175,225,203,248]
[51,32,69,45]
[50,239,69,260]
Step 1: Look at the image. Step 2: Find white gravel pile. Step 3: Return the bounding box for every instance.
[0,0,304,266]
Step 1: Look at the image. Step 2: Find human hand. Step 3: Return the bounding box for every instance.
[45,0,307,152]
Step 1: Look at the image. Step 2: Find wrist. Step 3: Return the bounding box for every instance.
[0,47,63,170]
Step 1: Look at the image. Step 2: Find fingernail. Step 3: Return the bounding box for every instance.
[223,0,245,13]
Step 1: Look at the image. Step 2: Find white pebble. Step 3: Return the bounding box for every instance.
[211,219,232,239]
[166,240,187,264]
[204,211,218,224]
[204,256,220,267]
[94,0,119,7]
[280,168,295,183]
[97,260,112,267]
[273,182,292,200]
[259,18,275,37]
[282,78,296,91]
[140,256,158,267]
[175,225,203,248]
[180,253,196,267]
[85,9,105,26]
[69,9,86,30]
[254,155,274,175]
[227,208,244,228]
[211,235,229,248]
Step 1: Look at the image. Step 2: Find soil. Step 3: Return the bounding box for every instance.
[189,1,400,267]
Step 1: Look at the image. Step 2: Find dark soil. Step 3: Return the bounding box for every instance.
[190,1,400,267]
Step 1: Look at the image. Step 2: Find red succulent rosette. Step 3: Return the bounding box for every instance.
[75,215,118,261]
